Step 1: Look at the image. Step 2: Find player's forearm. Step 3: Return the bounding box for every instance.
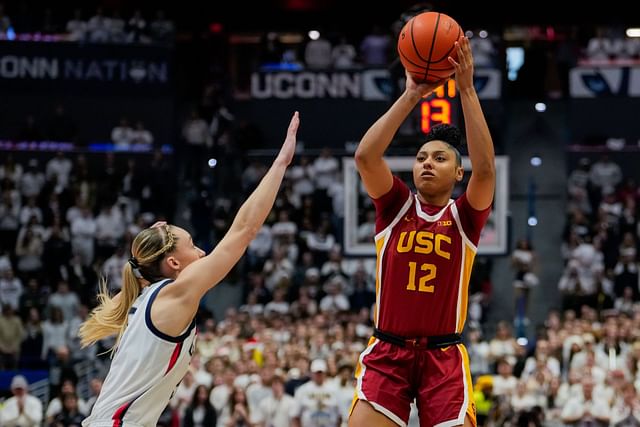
[460,87,495,178]
[228,159,288,240]
[355,90,420,163]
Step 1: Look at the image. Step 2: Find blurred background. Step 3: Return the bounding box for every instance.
[0,0,640,425]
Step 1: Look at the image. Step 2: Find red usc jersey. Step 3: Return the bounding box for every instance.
[371,176,491,337]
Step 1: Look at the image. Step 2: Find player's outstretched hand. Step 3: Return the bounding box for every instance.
[276,111,299,166]
[448,36,474,91]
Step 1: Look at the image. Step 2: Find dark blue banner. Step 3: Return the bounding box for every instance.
[0,41,172,94]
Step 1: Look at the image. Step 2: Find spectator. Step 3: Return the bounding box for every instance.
[292,359,341,427]
[50,392,85,427]
[0,155,23,183]
[610,382,640,426]
[332,35,357,69]
[46,379,89,424]
[111,117,133,148]
[66,8,87,41]
[182,109,212,185]
[150,10,175,43]
[561,376,610,425]
[109,10,126,43]
[359,25,391,66]
[511,238,539,324]
[589,155,622,199]
[469,32,497,67]
[46,151,73,193]
[254,373,295,427]
[0,190,20,253]
[319,275,350,314]
[87,7,111,43]
[130,121,154,146]
[0,268,23,310]
[20,307,44,369]
[126,9,147,43]
[225,386,252,427]
[0,3,11,34]
[19,158,45,199]
[41,306,69,362]
[14,224,43,279]
[48,281,79,324]
[0,375,43,427]
[0,304,24,370]
[304,33,332,69]
[489,321,518,365]
[183,384,217,427]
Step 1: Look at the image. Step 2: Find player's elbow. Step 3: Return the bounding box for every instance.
[354,147,376,170]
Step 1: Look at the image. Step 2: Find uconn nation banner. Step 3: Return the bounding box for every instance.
[249,68,501,100]
[0,41,172,94]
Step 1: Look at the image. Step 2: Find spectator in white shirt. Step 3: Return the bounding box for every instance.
[94,204,125,257]
[293,359,341,427]
[46,151,73,192]
[304,34,332,69]
[561,376,611,425]
[19,159,45,199]
[87,7,111,43]
[0,375,43,427]
[70,206,96,266]
[101,245,128,291]
[0,268,23,310]
[264,288,290,316]
[610,381,640,426]
[66,8,87,41]
[272,210,298,242]
[48,281,79,326]
[332,36,357,69]
[130,121,154,146]
[19,197,43,226]
[41,307,68,359]
[111,117,133,148]
[312,148,339,191]
[319,275,350,314]
[492,357,517,398]
[182,109,212,185]
[254,374,296,427]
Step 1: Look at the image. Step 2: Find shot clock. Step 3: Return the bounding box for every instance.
[419,79,460,133]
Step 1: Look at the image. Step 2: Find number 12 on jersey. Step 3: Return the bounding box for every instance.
[405,262,436,293]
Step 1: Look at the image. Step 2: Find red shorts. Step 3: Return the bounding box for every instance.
[351,337,476,427]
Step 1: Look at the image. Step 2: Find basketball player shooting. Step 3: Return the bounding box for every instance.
[348,37,495,427]
[78,112,299,427]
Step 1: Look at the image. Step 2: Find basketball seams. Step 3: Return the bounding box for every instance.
[422,12,441,83]
[431,24,462,63]
[409,17,429,64]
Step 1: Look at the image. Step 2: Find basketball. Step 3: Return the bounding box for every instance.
[397,11,463,83]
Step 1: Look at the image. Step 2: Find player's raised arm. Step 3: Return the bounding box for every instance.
[448,37,495,210]
[354,75,443,199]
[166,112,299,306]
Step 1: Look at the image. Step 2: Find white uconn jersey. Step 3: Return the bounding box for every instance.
[83,279,197,427]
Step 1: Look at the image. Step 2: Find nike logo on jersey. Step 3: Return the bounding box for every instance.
[437,220,452,226]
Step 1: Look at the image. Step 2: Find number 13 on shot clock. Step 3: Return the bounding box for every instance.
[420,79,459,133]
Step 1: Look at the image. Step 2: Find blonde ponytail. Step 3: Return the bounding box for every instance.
[79,263,142,349]
[79,224,177,352]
